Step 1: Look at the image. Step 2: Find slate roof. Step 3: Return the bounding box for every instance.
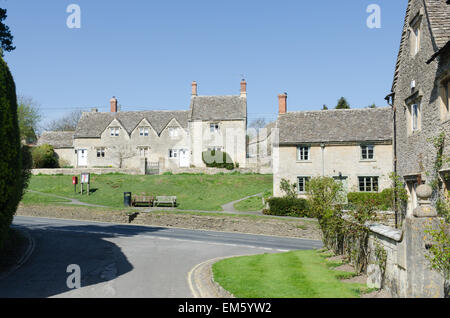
[189,96,247,121]
[277,107,393,145]
[74,110,190,138]
[37,131,74,148]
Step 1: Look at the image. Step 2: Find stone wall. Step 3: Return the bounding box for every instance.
[365,217,446,298]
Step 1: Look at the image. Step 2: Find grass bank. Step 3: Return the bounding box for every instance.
[212,250,367,298]
[24,174,273,211]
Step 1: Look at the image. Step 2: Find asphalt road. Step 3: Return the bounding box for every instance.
[0,216,323,298]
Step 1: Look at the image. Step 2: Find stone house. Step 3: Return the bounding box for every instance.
[387,0,450,217]
[36,131,76,167]
[273,93,394,198]
[64,81,248,171]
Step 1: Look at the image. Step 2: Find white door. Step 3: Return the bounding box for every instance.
[179,149,190,167]
[78,149,88,166]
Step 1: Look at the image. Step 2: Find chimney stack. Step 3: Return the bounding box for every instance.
[240,79,247,97]
[192,81,198,96]
[278,93,287,115]
[110,96,118,113]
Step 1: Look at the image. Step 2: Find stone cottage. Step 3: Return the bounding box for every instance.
[65,81,248,171]
[387,0,450,217]
[273,93,394,198]
[36,131,76,167]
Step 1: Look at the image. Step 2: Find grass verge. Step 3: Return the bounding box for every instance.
[233,195,265,212]
[212,249,367,298]
[25,174,273,211]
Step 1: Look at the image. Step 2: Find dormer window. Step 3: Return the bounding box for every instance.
[139,127,149,137]
[110,127,119,137]
[169,127,179,138]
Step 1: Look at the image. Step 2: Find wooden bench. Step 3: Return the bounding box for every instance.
[154,196,177,207]
[131,193,155,207]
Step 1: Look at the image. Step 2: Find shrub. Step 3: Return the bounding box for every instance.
[202,150,234,170]
[347,189,394,211]
[265,197,310,217]
[0,57,24,250]
[31,144,59,168]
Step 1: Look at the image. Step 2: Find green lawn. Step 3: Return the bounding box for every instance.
[233,195,265,212]
[212,250,366,298]
[24,173,273,211]
[21,192,71,205]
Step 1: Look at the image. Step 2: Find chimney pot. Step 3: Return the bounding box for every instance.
[192,81,198,96]
[240,79,247,97]
[278,93,287,115]
[110,96,118,113]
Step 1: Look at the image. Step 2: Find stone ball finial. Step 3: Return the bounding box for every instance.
[416,184,432,201]
[413,184,437,218]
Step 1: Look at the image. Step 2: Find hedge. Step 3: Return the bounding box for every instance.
[264,197,310,217]
[202,150,234,170]
[31,144,59,168]
[347,189,394,211]
[0,57,24,250]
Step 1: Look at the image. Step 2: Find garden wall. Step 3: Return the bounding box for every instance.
[365,217,446,298]
[32,168,141,175]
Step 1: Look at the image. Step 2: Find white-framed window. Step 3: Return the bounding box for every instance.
[210,123,219,133]
[169,149,178,159]
[139,127,149,137]
[138,147,150,158]
[441,79,450,119]
[297,146,310,161]
[358,176,379,192]
[96,148,105,158]
[361,145,374,160]
[207,146,222,152]
[297,176,310,193]
[168,127,179,138]
[110,127,119,137]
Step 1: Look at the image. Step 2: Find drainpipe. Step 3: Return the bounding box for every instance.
[320,143,325,177]
[385,92,398,228]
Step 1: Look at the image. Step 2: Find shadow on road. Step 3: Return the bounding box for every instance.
[0,222,167,298]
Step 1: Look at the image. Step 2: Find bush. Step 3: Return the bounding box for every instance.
[264,197,310,217]
[31,144,59,168]
[0,57,24,250]
[202,150,234,170]
[347,189,394,211]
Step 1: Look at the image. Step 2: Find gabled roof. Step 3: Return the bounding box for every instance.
[74,110,190,138]
[277,107,393,145]
[189,96,246,121]
[37,131,74,148]
[392,0,450,90]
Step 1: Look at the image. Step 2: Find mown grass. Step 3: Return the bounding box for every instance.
[24,174,273,211]
[212,250,366,298]
[20,192,71,205]
[233,195,265,212]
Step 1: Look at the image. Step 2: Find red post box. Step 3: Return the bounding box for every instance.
[72,176,78,185]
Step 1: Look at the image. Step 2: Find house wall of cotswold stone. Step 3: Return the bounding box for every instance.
[394,0,450,184]
[54,148,76,167]
[73,118,191,169]
[190,120,247,168]
[273,143,393,197]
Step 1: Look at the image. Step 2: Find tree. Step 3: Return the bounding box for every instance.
[322,104,328,110]
[335,97,350,109]
[111,145,137,168]
[46,110,83,131]
[368,103,376,109]
[0,56,25,250]
[0,8,15,56]
[31,144,59,168]
[17,95,41,143]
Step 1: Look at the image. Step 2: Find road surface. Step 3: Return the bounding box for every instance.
[0,216,322,298]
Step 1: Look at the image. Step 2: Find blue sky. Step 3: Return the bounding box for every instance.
[1,0,407,127]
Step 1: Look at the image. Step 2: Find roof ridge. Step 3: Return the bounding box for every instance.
[281,107,391,115]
